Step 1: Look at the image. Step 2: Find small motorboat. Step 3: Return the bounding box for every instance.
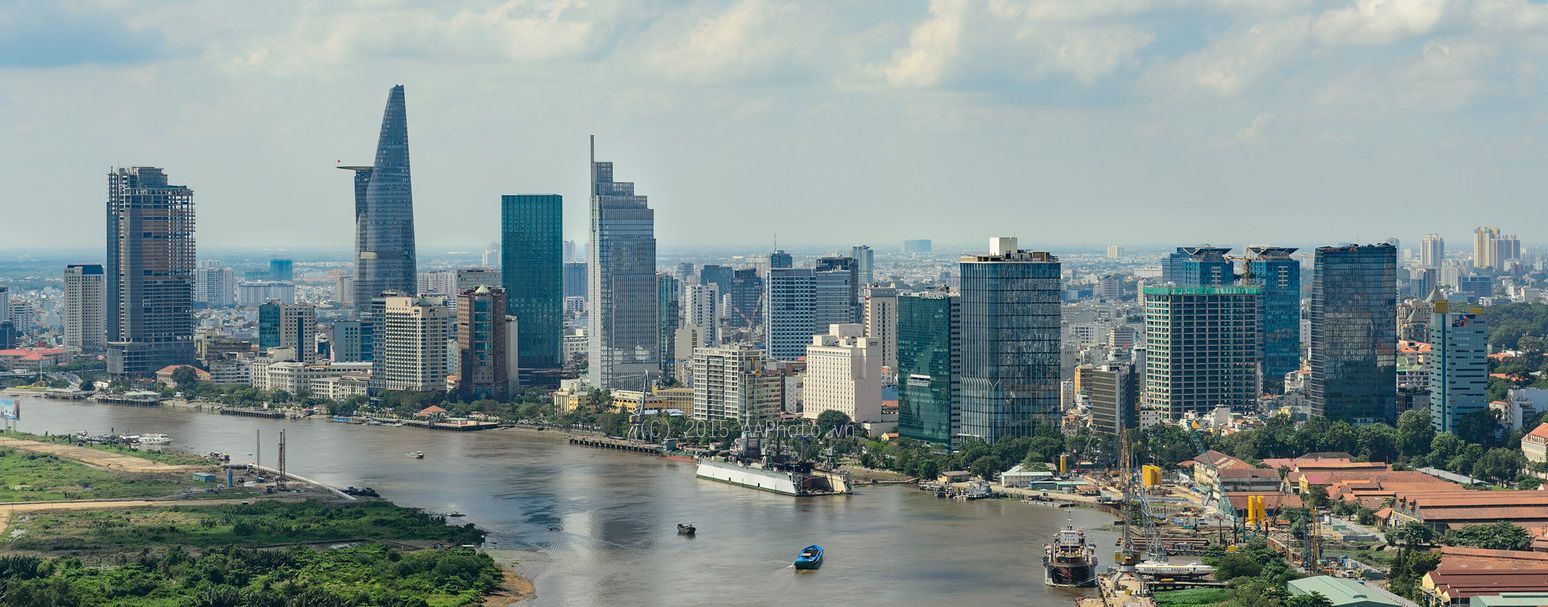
[406,451,425,459]
[136,433,173,445]
[677,523,696,535]
[794,545,823,570]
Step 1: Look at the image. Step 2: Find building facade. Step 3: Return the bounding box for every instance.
[380,295,453,392]
[588,136,659,389]
[801,324,882,423]
[1429,300,1488,433]
[1309,244,1398,424]
[897,290,959,446]
[63,264,105,352]
[691,343,781,423]
[1142,285,1262,421]
[657,273,681,381]
[458,286,513,400]
[1247,247,1300,393]
[1421,234,1444,268]
[863,283,899,374]
[957,238,1062,443]
[684,283,720,348]
[341,85,417,307]
[106,167,197,376]
[502,194,563,375]
[1084,363,1137,436]
[851,245,874,286]
[258,302,317,363]
[765,267,816,361]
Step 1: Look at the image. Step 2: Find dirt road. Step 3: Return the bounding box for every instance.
[0,436,209,473]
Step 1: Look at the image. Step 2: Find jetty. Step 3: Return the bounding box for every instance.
[568,436,661,454]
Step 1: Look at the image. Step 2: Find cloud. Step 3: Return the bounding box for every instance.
[1313,0,1451,46]
[1146,17,1310,97]
[640,0,821,82]
[0,1,165,68]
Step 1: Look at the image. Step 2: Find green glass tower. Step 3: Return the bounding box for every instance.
[501,194,563,378]
[897,291,959,447]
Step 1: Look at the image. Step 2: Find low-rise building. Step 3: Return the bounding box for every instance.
[1287,576,1401,607]
[1524,423,1548,466]
[1423,547,1548,606]
[250,360,373,395]
[1390,490,1548,532]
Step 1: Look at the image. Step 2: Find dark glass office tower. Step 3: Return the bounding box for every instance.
[501,194,563,375]
[1309,244,1397,424]
[106,167,196,376]
[957,238,1061,443]
[1247,247,1300,393]
[1163,246,1234,286]
[699,265,733,296]
[657,273,681,381]
[728,268,763,330]
[897,290,959,447]
[588,136,659,389]
[341,85,416,307]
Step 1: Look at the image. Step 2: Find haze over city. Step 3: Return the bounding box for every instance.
[4,0,1548,250]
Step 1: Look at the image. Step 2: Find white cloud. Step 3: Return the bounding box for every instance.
[1313,0,1451,46]
[1146,17,1310,97]
[880,0,966,88]
[641,0,819,82]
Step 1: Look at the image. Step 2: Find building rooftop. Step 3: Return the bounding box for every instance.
[1286,576,1400,607]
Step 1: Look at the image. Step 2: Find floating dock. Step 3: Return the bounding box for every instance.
[219,407,286,419]
[569,436,660,453]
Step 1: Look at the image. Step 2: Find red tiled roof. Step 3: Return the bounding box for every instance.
[416,405,449,416]
[1529,423,1548,441]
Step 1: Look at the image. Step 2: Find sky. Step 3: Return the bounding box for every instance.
[2,0,1546,254]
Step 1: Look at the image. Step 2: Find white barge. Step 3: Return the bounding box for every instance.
[695,459,850,496]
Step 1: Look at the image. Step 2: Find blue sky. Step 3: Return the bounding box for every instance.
[1,0,1546,252]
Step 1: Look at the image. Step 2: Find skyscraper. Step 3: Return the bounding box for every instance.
[269,259,294,282]
[815,255,859,329]
[1309,244,1398,424]
[341,85,416,307]
[1083,363,1137,436]
[769,249,793,271]
[63,264,105,353]
[765,267,815,361]
[958,238,1061,443]
[657,273,681,381]
[258,302,317,363]
[1246,247,1300,393]
[106,167,196,376]
[1420,234,1444,268]
[380,295,453,392]
[698,264,733,297]
[863,283,898,373]
[851,245,875,286]
[1141,286,1262,422]
[458,285,512,400]
[1428,300,1488,434]
[897,290,959,446]
[802,324,882,423]
[588,136,659,389]
[563,262,588,299]
[727,268,763,331]
[1473,226,1497,270]
[684,283,720,348]
[501,194,563,377]
[691,343,781,423]
[1163,246,1235,286]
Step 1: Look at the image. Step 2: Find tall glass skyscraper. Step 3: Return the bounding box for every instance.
[1142,286,1262,421]
[1163,246,1235,286]
[1309,244,1398,424]
[501,194,563,376]
[897,290,959,447]
[1428,300,1488,433]
[1247,247,1300,393]
[657,273,681,381]
[957,238,1061,443]
[106,167,196,376]
[588,136,659,389]
[341,85,416,307]
[728,268,763,330]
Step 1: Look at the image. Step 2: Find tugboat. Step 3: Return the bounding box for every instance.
[1043,522,1098,587]
[677,523,696,535]
[794,545,823,570]
[406,451,425,459]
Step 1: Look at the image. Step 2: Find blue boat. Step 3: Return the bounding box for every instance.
[794,545,823,570]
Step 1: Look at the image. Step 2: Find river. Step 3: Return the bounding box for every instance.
[6,396,1119,606]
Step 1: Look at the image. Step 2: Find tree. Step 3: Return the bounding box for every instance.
[1445,522,1532,551]
[170,366,200,390]
[1303,485,1330,509]
[1427,433,1464,469]
[1285,593,1334,607]
[1397,409,1436,461]
[1356,424,1400,463]
[969,455,1004,480]
[1472,447,1524,483]
[1387,521,1437,577]
[1457,409,1502,447]
[814,410,852,437]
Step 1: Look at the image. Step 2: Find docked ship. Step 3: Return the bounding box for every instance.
[1043,523,1099,587]
[694,433,850,497]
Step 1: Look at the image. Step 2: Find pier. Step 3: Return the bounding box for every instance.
[219,406,286,419]
[569,436,661,454]
[92,392,162,407]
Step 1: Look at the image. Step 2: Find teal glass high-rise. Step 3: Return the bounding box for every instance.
[502,194,563,377]
[897,291,959,447]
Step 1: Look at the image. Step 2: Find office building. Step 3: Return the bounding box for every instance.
[765,267,816,361]
[330,320,367,363]
[685,283,719,347]
[691,343,781,423]
[1163,246,1234,286]
[1309,244,1398,424]
[802,324,883,423]
[1106,245,1123,259]
[0,285,7,325]
[194,264,235,307]
[815,256,858,331]
[958,238,1062,442]
[502,194,563,376]
[852,245,874,286]
[1246,247,1300,393]
[1142,285,1262,421]
[1472,227,1518,271]
[727,268,763,331]
[1429,300,1488,433]
[897,290,959,446]
[269,259,294,281]
[903,239,932,254]
[63,264,106,352]
[237,281,296,307]
[562,240,577,264]
[863,283,898,372]
[340,85,416,307]
[380,295,453,392]
[106,166,196,376]
[563,262,588,299]
[458,286,513,400]
[588,136,659,389]
[699,264,733,296]
[657,273,681,381]
[1084,363,1137,436]
[769,249,793,271]
[1421,234,1445,268]
[258,302,317,363]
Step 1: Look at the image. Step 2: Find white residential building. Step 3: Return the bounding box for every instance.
[63,264,106,352]
[684,283,719,347]
[863,283,898,374]
[692,343,781,423]
[801,323,883,423]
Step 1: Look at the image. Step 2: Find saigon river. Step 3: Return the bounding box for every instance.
[7,395,1118,605]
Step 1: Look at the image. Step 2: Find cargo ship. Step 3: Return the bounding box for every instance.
[1043,523,1099,587]
[694,432,850,496]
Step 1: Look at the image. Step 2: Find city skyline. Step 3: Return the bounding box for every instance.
[5,2,1548,251]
